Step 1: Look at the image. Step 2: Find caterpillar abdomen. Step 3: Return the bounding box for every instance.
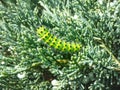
[37,26,82,52]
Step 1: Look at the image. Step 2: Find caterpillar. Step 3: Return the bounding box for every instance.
[37,26,82,52]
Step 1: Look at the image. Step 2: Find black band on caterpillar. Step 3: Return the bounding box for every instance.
[37,26,82,52]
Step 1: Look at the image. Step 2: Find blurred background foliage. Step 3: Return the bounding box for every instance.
[0,0,120,90]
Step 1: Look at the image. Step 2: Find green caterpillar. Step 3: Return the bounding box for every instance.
[37,26,82,52]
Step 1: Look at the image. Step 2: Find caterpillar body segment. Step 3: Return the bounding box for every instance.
[37,26,82,52]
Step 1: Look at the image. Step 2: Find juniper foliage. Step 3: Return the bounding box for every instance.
[0,0,120,90]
